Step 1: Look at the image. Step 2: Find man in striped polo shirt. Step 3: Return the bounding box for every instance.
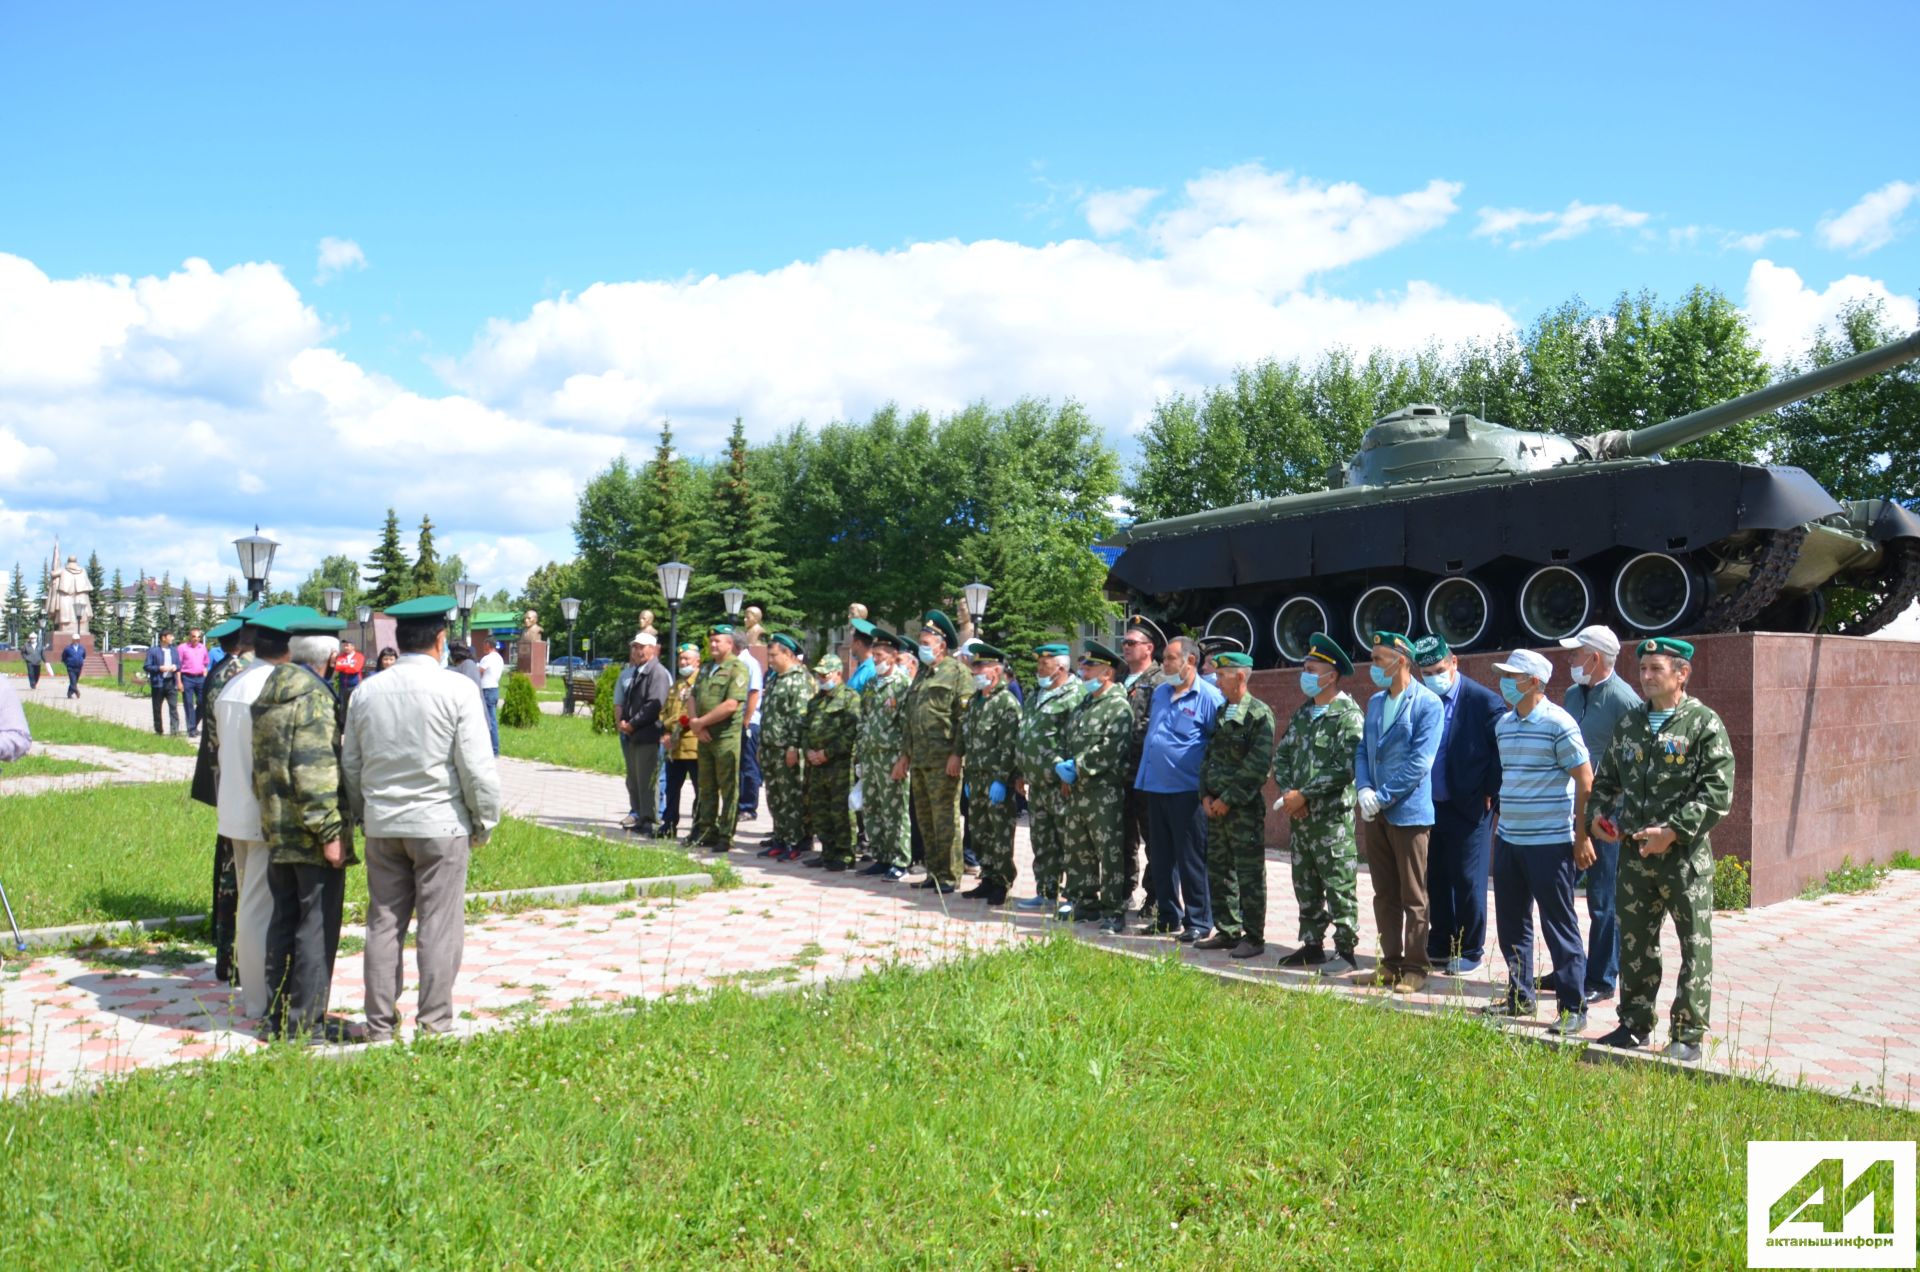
[1485,647,1594,1036]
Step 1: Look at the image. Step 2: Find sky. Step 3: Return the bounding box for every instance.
[2,2,1917,600]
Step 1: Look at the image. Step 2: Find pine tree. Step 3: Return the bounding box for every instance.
[105,568,126,648]
[132,571,153,645]
[85,552,105,632]
[156,571,176,637]
[224,575,241,613]
[412,515,440,598]
[364,509,412,609]
[4,564,27,644]
[181,578,201,633]
[691,417,793,624]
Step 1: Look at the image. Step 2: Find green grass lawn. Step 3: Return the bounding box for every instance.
[0,782,712,931]
[0,754,108,779]
[21,703,197,756]
[497,708,624,776]
[0,939,1908,1266]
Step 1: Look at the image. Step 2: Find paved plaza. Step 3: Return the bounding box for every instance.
[4,672,1917,1104]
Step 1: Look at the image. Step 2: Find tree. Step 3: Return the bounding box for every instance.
[570,422,705,653]
[155,571,176,637]
[517,559,586,642]
[104,568,125,648]
[85,552,105,631]
[224,574,242,612]
[1774,299,1920,502]
[412,515,441,599]
[180,578,201,633]
[131,570,152,645]
[363,509,411,609]
[689,417,794,624]
[4,564,28,644]
[295,555,365,617]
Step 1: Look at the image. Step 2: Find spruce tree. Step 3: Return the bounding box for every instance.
[4,564,27,644]
[692,417,793,624]
[364,509,412,609]
[181,578,201,633]
[412,515,440,598]
[105,568,126,648]
[157,571,176,637]
[132,571,153,645]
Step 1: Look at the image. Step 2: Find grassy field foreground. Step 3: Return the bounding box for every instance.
[21,702,197,756]
[1,940,1910,1267]
[0,782,712,930]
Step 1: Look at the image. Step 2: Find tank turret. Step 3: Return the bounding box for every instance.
[1108,330,1920,665]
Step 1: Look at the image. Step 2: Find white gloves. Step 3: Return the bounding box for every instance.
[1356,787,1382,821]
[849,781,864,813]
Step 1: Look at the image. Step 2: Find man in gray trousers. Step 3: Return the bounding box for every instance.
[341,594,501,1042]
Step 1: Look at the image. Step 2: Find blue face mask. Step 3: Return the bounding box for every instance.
[917,645,935,665]
[1298,670,1322,697]
[1499,676,1525,706]
[1202,672,1219,687]
[1423,670,1453,694]
[1369,664,1392,689]
[1080,674,1099,694]
[973,673,991,690]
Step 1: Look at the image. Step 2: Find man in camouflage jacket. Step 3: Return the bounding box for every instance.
[803,654,862,869]
[857,633,914,874]
[1016,643,1080,908]
[960,644,1022,904]
[1272,634,1366,969]
[758,634,815,859]
[1120,619,1167,919]
[249,607,356,1044]
[1057,642,1135,928]
[1197,652,1276,956]
[1589,638,1735,1062]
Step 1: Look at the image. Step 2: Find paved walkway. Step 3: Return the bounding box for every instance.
[3,671,1916,1104]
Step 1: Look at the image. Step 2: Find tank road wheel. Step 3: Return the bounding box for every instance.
[1517,566,1594,644]
[1612,553,1699,634]
[1350,585,1415,652]
[1203,606,1258,660]
[1270,595,1333,664]
[1833,540,1920,636]
[1423,576,1493,651]
[1698,527,1808,633]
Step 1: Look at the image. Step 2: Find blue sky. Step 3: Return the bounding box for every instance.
[1,2,1917,598]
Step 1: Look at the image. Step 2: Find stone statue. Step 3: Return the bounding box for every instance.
[521,610,543,643]
[638,609,657,637]
[45,555,93,635]
[848,602,868,623]
[742,605,766,646]
[954,596,976,647]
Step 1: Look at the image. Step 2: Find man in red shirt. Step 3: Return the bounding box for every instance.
[334,640,367,698]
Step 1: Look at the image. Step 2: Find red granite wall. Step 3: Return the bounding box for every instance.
[1248,631,1920,908]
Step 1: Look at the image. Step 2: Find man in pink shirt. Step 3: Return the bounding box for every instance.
[178,628,211,739]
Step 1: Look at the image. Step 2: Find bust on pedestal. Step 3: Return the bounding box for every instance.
[517,609,549,688]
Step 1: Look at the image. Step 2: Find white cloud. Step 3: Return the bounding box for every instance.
[1083,186,1161,236]
[1816,180,1918,255]
[1740,258,1920,363]
[1721,227,1799,253]
[1473,199,1650,248]
[315,236,368,283]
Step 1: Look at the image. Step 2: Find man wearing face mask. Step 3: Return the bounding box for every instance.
[1271,633,1365,971]
[1486,648,1594,1036]
[1411,634,1505,977]
[961,644,1022,905]
[801,654,862,871]
[1557,624,1639,1004]
[1015,643,1079,912]
[1135,635,1225,943]
[757,633,814,862]
[1057,642,1135,928]
[1353,631,1443,994]
[1196,651,1274,956]
[855,631,913,877]
[893,611,969,894]
[1118,618,1167,923]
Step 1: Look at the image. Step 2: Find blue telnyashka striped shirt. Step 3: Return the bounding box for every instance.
[1494,698,1590,846]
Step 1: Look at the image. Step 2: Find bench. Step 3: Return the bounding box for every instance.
[562,671,598,715]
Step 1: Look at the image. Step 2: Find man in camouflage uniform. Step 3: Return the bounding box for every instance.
[248,605,356,1044]
[961,643,1022,904]
[1016,642,1079,913]
[1196,651,1277,957]
[1057,641,1135,930]
[1589,637,1734,1063]
[1120,617,1167,919]
[191,609,258,983]
[689,625,752,851]
[757,633,814,860]
[1272,633,1365,971]
[894,611,969,893]
[857,631,914,879]
[802,654,862,870]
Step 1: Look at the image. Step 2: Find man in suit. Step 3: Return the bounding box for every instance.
[1352,631,1443,995]
[1413,635,1505,975]
[145,630,183,736]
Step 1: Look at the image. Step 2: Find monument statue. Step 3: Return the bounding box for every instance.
[954,596,976,647]
[521,610,543,643]
[638,609,657,637]
[848,602,868,622]
[45,555,93,635]
[742,605,766,646]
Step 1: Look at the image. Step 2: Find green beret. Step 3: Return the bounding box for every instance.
[1371,630,1418,662]
[385,594,458,620]
[1306,632,1354,676]
[1638,636,1695,660]
[1035,642,1070,657]
[249,604,347,635]
[850,618,877,638]
[1080,639,1124,670]
[815,653,844,675]
[769,632,801,655]
[921,609,959,647]
[1413,634,1450,667]
[1214,651,1254,669]
[206,618,244,640]
[969,642,1005,663]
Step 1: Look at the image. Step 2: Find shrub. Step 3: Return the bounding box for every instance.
[498,672,540,729]
[591,662,621,735]
[1711,855,1750,910]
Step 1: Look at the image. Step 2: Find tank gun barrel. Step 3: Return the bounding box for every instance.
[1619,328,1920,458]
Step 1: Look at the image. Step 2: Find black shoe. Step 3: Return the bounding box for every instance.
[1228,940,1265,959]
[632,824,656,838]
[979,885,1008,905]
[912,878,956,894]
[857,861,889,876]
[1276,944,1327,967]
[961,882,993,899]
[1583,988,1613,1004]
[1192,931,1237,951]
[881,866,908,882]
[1593,1025,1648,1050]
[1176,928,1203,944]
[824,858,852,872]
[1481,997,1537,1019]
[801,854,827,868]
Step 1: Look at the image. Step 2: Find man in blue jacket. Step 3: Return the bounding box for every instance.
[1413,635,1505,975]
[61,638,86,697]
[1353,631,1443,994]
[144,631,183,735]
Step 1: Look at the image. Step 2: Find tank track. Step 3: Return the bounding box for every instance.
[1833,538,1920,636]
[1698,527,1808,632]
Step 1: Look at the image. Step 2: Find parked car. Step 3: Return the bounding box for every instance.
[548,655,591,672]
[587,657,614,671]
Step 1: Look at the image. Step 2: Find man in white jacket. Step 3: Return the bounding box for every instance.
[342,594,501,1042]
[213,622,280,1021]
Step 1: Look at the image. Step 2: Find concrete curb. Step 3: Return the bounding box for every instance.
[3,873,714,952]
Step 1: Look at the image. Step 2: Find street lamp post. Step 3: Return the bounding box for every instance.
[321,587,343,619]
[233,527,279,603]
[962,581,992,643]
[657,562,692,670]
[722,587,745,623]
[356,604,372,656]
[114,600,132,684]
[560,596,581,714]
[453,578,480,640]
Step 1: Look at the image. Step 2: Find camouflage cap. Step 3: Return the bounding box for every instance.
[815,653,844,675]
